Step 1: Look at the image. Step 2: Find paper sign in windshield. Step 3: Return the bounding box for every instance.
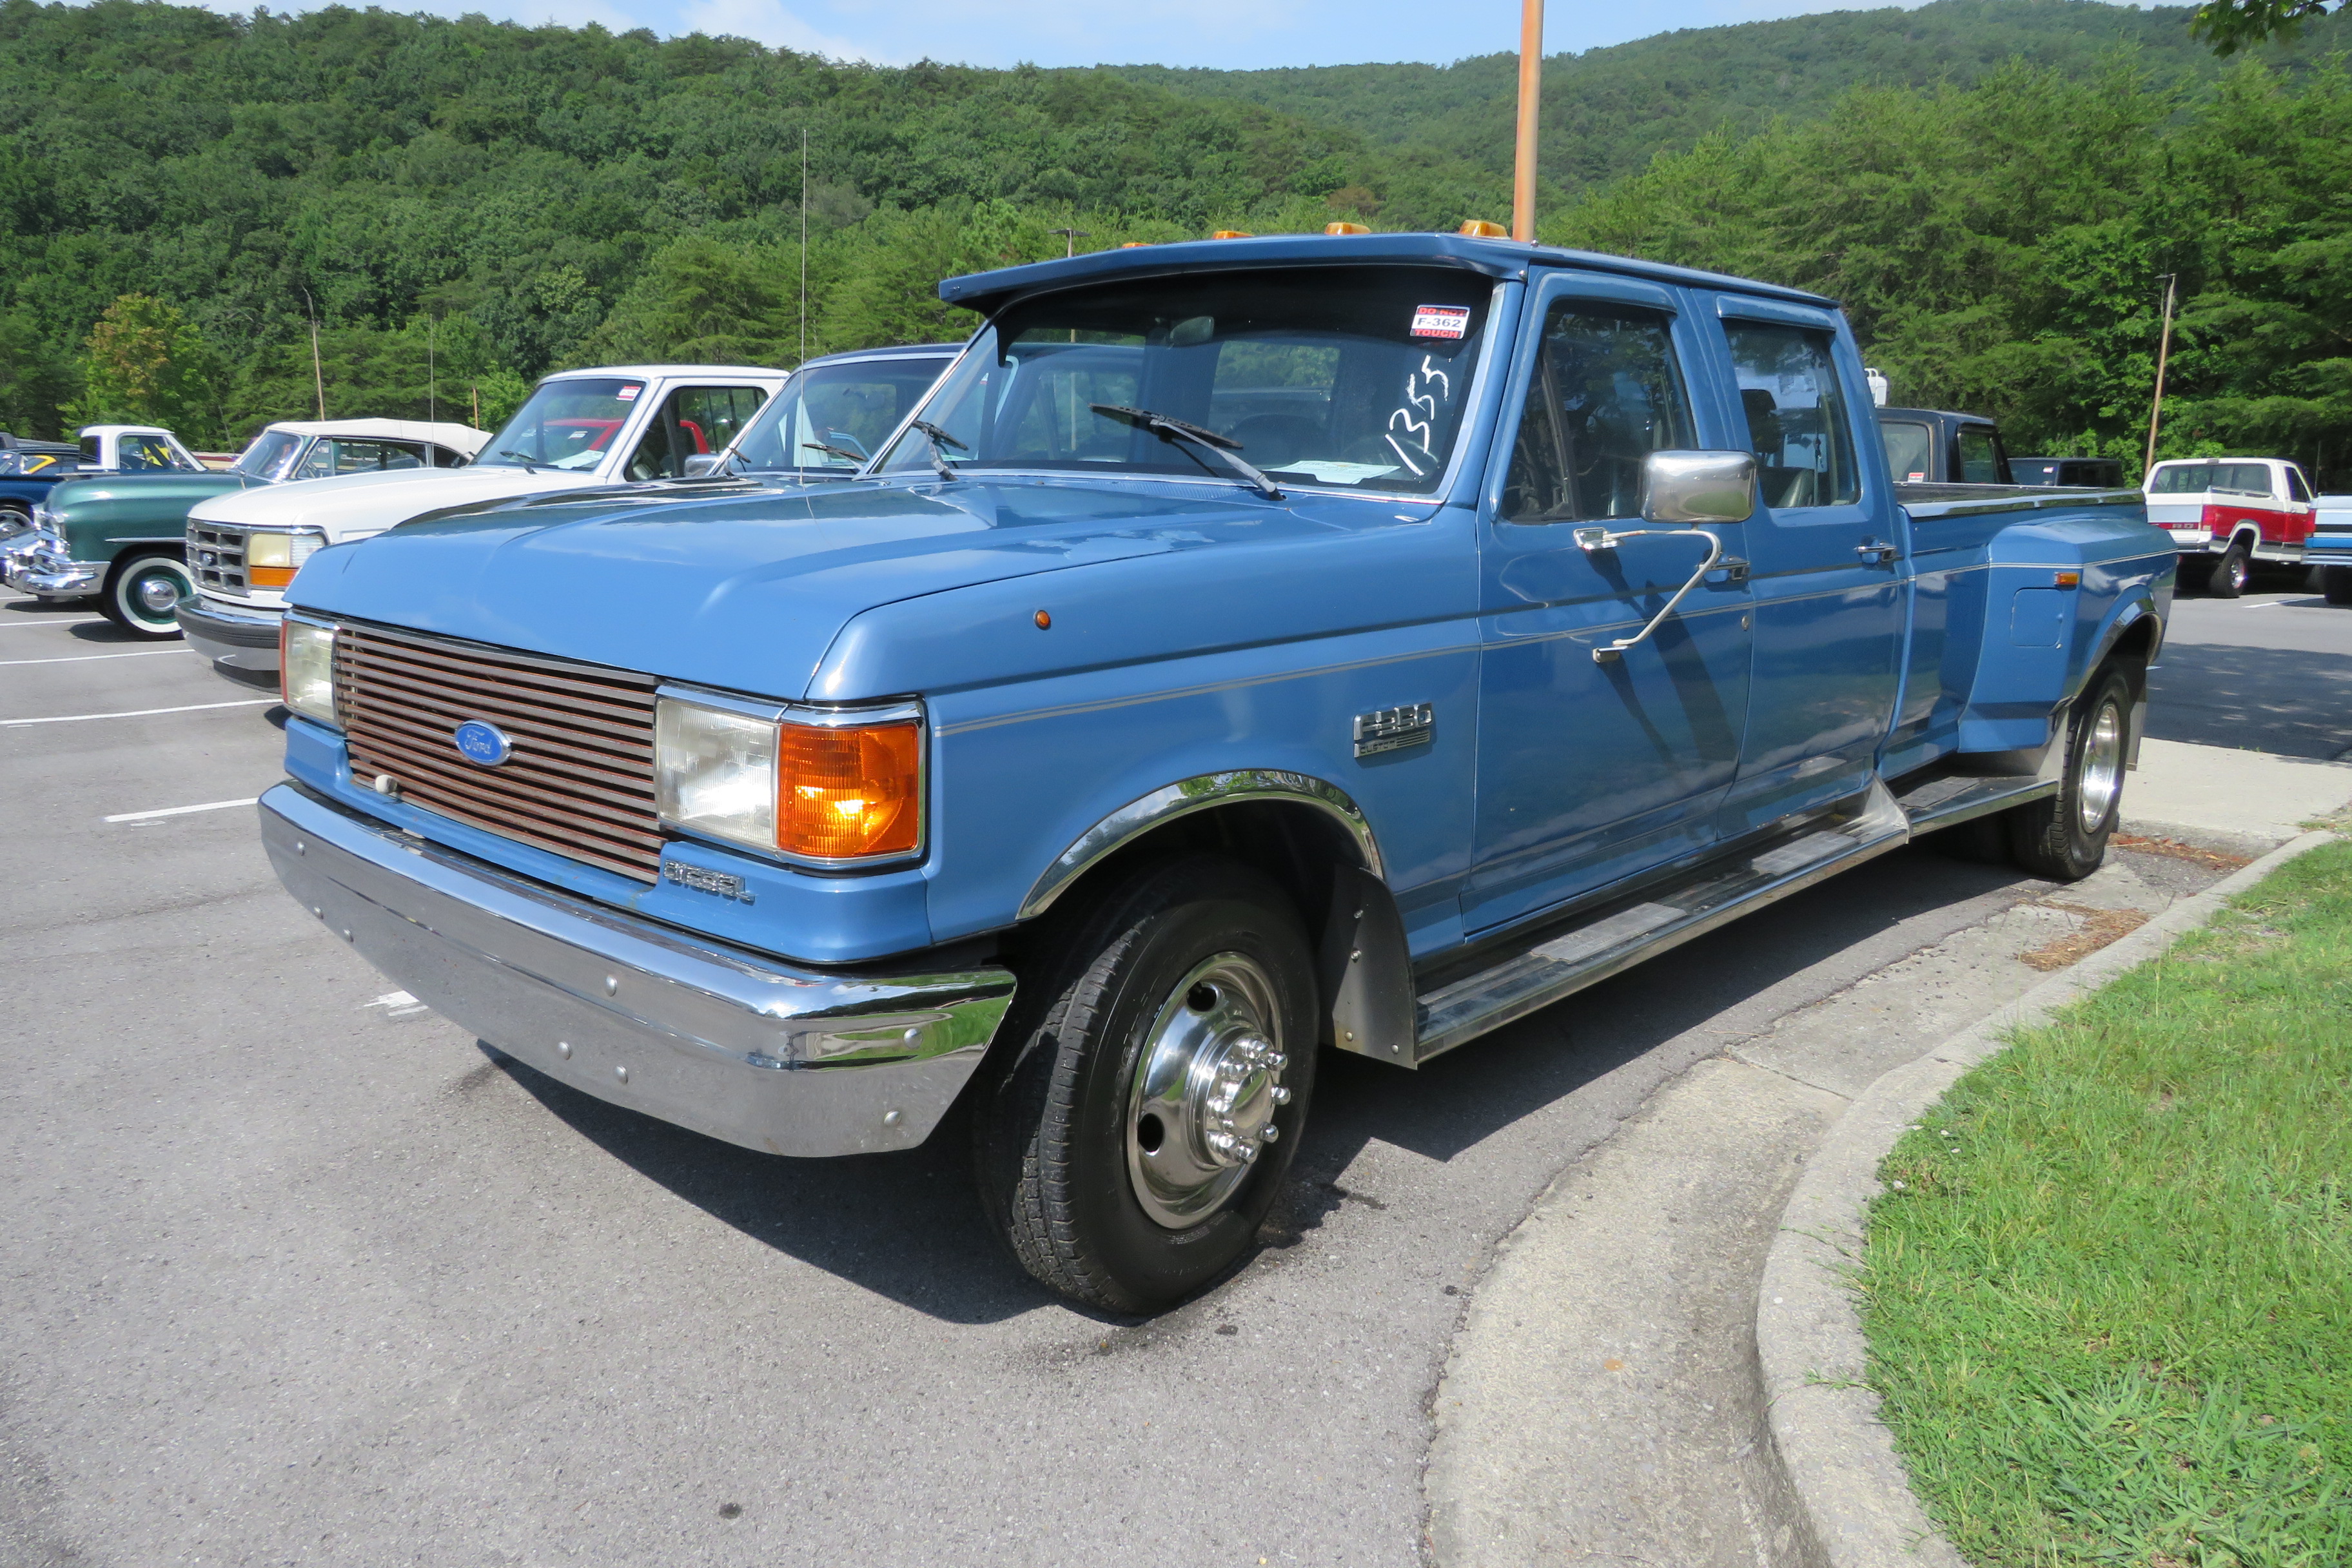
[617,384,643,401]
[1410,305,1471,340]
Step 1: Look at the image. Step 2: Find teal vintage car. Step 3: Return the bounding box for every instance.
[3,417,485,634]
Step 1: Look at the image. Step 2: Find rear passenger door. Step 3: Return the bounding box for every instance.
[1709,299,1903,832]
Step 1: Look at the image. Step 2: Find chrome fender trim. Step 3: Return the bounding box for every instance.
[1017,769,1386,921]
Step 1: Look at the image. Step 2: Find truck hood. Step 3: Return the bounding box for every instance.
[186,466,606,536]
[289,478,1390,700]
[46,471,254,510]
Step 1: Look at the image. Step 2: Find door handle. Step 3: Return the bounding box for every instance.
[1709,556,1750,583]
[1855,540,1897,565]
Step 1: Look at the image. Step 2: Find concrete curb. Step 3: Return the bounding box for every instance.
[1754,828,2340,1568]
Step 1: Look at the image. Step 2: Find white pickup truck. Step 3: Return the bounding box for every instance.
[177,364,787,678]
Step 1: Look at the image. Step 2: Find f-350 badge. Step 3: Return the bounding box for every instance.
[1353,703,1434,758]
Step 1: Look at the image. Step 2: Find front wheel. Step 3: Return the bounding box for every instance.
[973,856,1318,1313]
[2324,566,2352,607]
[101,552,194,638]
[2008,666,2134,882]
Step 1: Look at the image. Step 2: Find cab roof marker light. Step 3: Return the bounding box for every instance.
[1324,222,1372,235]
[1211,230,1253,240]
[1459,219,1509,237]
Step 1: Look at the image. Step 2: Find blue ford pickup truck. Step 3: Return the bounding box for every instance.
[257,233,2170,1311]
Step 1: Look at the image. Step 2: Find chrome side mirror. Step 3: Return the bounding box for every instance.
[681,453,723,479]
[1640,451,1756,524]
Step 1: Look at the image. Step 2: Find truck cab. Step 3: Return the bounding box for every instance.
[2144,455,2319,597]
[253,232,2170,1313]
[1877,406,2010,484]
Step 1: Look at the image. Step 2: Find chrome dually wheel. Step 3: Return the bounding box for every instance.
[1127,953,1293,1229]
[2075,693,2126,838]
[974,856,1317,1312]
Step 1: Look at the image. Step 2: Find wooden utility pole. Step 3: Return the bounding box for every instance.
[1512,0,1544,241]
[2144,272,2177,475]
[301,286,326,420]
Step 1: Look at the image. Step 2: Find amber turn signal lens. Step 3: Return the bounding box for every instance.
[776,721,922,861]
[250,565,298,587]
[1458,219,1509,237]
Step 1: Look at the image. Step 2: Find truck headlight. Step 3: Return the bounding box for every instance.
[280,618,340,729]
[247,528,326,588]
[655,694,923,864]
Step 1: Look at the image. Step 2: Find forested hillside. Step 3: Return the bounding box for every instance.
[1115,0,2352,194]
[0,0,2345,482]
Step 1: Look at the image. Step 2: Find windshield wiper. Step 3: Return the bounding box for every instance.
[1089,404,1284,501]
[908,419,968,483]
[801,439,867,466]
[496,449,544,473]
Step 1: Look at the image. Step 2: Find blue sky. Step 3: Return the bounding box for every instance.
[355,0,1932,70]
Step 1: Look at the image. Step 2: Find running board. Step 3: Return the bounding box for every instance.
[1410,781,1910,1065]
[1892,771,2056,834]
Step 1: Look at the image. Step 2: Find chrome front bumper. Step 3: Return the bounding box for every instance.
[260,784,1016,1157]
[179,594,285,673]
[1,534,101,597]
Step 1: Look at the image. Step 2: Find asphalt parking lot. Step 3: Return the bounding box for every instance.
[3,583,2344,1567]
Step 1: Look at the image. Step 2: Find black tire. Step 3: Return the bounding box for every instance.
[2008,665,2135,882]
[100,551,194,638]
[2324,566,2352,607]
[973,854,1318,1313]
[2208,541,2249,599]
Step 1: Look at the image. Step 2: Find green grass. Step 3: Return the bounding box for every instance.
[1859,841,2352,1568]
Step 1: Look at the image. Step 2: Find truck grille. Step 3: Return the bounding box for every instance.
[189,523,248,594]
[334,623,664,882]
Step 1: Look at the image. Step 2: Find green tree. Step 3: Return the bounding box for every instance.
[582,236,803,368]
[2193,0,2348,54]
[65,295,224,445]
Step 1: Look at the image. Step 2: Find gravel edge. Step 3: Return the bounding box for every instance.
[1753,828,2342,1568]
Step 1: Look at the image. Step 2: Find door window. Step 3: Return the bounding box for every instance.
[1880,420,1932,482]
[2287,467,2313,502]
[625,385,770,480]
[328,440,426,473]
[1956,426,2003,484]
[118,433,199,473]
[1725,324,1859,508]
[1500,303,1693,523]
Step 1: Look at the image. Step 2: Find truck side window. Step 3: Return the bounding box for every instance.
[2287,467,2313,503]
[1956,426,2003,484]
[626,385,770,481]
[1725,324,1859,509]
[1880,420,1931,482]
[1500,303,1692,523]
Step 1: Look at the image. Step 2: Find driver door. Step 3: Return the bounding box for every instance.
[1466,277,1754,935]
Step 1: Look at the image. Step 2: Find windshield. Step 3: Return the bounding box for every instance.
[474,378,644,471]
[231,430,305,480]
[877,267,1494,495]
[729,355,950,474]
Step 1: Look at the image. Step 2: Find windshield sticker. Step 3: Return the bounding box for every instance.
[617,384,643,401]
[1410,305,1472,340]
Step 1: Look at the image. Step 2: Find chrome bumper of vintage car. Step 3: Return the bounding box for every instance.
[1,529,102,597]
[179,594,285,673]
[259,783,1017,1158]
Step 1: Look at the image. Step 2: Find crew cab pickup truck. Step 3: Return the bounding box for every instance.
[4,418,485,634]
[2144,455,2320,597]
[1877,406,2010,484]
[254,232,2170,1312]
[178,366,787,676]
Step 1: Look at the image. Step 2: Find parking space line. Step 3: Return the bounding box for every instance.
[104,796,262,823]
[1,698,273,727]
[0,616,107,629]
[0,649,189,667]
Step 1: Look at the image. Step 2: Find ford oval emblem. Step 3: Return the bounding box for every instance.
[452,720,513,767]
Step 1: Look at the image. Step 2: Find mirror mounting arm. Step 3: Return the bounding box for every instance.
[1574,526,1727,665]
